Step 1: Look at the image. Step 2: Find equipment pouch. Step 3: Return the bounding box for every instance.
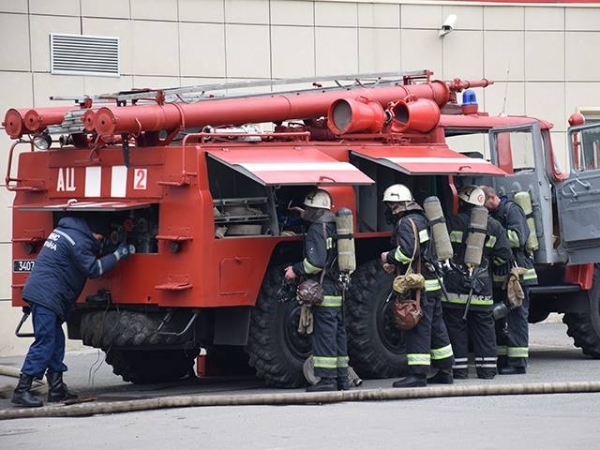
[392,292,423,331]
[296,279,324,305]
[393,273,425,295]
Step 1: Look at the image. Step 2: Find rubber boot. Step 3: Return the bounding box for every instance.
[46,371,78,403]
[306,378,337,392]
[337,376,350,391]
[11,373,43,408]
[498,366,526,375]
[427,369,454,384]
[392,374,427,388]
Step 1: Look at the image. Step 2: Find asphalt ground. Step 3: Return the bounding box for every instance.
[0,319,598,411]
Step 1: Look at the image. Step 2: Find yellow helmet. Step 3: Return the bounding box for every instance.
[458,185,485,206]
[304,189,332,210]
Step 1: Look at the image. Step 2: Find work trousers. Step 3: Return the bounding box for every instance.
[443,306,497,379]
[405,292,454,376]
[21,302,68,379]
[312,294,348,381]
[494,286,530,370]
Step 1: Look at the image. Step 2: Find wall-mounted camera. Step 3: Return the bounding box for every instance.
[439,14,457,38]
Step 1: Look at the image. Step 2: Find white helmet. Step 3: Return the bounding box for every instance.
[382,184,413,203]
[458,185,485,206]
[304,189,332,210]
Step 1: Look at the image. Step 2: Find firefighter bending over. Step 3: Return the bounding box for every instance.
[380,184,454,388]
[442,185,512,380]
[284,189,349,392]
[481,185,538,375]
[12,216,130,407]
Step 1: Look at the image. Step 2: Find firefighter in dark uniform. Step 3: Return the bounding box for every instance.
[482,185,538,375]
[380,184,454,388]
[12,215,130,407]
[443,185,512,379]
[284,188,348,392]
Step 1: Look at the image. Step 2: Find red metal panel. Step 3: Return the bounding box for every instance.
[351,146,506,176]
[206,147,374,185]
[14,200,154,211]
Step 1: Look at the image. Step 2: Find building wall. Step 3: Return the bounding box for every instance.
[2,0,600,355]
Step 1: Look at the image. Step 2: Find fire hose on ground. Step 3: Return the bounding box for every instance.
[2,377,600,420]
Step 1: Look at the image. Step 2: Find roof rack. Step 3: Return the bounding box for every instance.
[49,69,432,106]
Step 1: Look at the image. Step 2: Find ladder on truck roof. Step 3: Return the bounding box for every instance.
[49,69,433,107]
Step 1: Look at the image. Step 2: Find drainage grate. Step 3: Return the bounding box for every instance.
[50,33,120,77]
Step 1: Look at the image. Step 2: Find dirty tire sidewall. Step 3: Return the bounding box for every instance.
[247,265,311,388]
[105,348,199,384]
[345,259,407,379]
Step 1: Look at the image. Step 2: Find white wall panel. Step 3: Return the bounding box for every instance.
[442,30,484,80]
[525,82,566,133]
[483,81,525,117]
[565,32,600,82]
[180,22,226,78]
[83,18,134,75]
[358,27,401,74]
[565,8,600,32]
[315,1,357,27]
[131,0,178,21]
[484,6,524,31]
[401,29,442,77]
[81,0,130,19]
[131,21,179,76]
[358,3,399,29]
[483,31,525,82]
[271,0,313,26]
[401,4,442,29]
[271,26,315,78]
[0,13,31,71]
[0,0,26,13]
[525,31,565,82]
[30,0,80,16]
[525,7,564,31]
[178,0,224,23]
[225,0,269,24]
[29,15,81,73]
[315,27,358,76]
[225,24,271,78]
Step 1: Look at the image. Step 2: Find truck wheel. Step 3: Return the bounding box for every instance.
[564,265,600,358]
[80,310,185,348]
[345,259,407,379]
[105,348,199,384]
[247,265,311,387]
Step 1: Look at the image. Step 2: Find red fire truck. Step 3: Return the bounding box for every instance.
[5,70,600,386]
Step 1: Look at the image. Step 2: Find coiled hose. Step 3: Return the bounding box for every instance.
[2,380,600,421]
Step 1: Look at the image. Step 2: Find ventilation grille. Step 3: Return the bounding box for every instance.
[50,33,120,77]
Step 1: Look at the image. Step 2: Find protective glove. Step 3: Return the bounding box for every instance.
[113,243,130,261]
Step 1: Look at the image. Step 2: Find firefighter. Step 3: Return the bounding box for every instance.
[284,188,348,392]
[481,185,538,375]
[12,215,130,407]
[443,185,512,379]
[380,184,454,388]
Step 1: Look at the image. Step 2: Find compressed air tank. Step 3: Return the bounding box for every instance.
[335,208,356,274]
[423,196,453,262]
[464,206,488,268]
[514,191,539,253]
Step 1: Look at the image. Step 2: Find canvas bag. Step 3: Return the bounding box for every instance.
[296,223,327,305]
[392,218,424,331]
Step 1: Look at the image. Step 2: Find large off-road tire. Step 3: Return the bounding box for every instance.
[247,265,311,388]
[105,348,199,384]
[80,310,198,384]
[564,265,600,358]
[80,310,186,348]
[345,259,407,379]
